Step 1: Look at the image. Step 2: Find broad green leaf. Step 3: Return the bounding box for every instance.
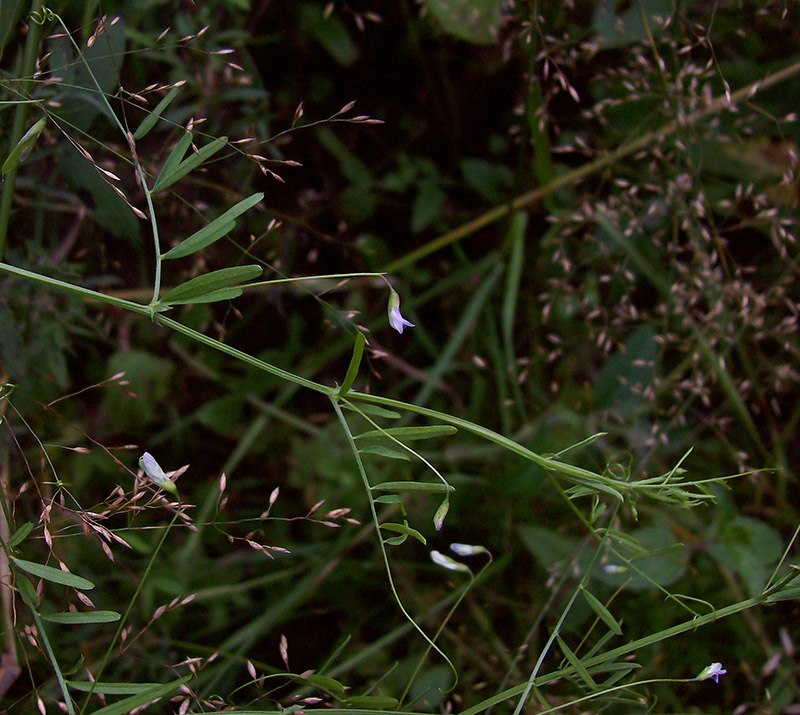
[6,522,34,548]
[411,178,445,233]
[11,557,94,590]
[298,3,359,66]
[133,85,181,140]
[370,481,453,493]
[379,522,426,545]
[160,265,262,305]
[337,331,366,398]
[152,135,227,193]
[2,117,46,174]
[355,425,458,441]
[359,445,411,461]
[345,695,400,709]
[161,193,264,259]
[89,675,192,715]
[42,610,121,625]
[581,589,622,636]
[425,0,501,45]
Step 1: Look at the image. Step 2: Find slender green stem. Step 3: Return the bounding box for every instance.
[0,0,45,259]
[330,398,457,688]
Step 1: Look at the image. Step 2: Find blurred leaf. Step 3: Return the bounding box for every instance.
[101,350,175,430]
[59,144,140,243]
[593,521,688,592]
[461,158,513,203]
[297,2,359,66]
[709,516,784,597]
[425,0,501,45]
[411,178,445,233]
[593,325,658,418]
[592,0,672,48]
[46,17,126,131]
[195,394,247,437]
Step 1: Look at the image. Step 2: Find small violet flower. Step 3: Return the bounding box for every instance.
[139,452,178,496]
[388,289,415,334]
[696,662,727,684]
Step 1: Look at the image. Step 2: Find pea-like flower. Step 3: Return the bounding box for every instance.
[696,662,727,683]
[388,289,415,334]
[139,452,178,496]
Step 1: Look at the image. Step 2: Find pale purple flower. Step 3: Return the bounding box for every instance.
[430,550,470,573]
[388,290,415,334]
[139,452,178,496]
[696,662,727,683]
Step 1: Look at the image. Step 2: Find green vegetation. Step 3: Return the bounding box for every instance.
[1,2,799,713]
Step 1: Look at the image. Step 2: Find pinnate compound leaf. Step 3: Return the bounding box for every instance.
[11,557,94,590]
[161,193,264,259]
[160,265,262,305]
